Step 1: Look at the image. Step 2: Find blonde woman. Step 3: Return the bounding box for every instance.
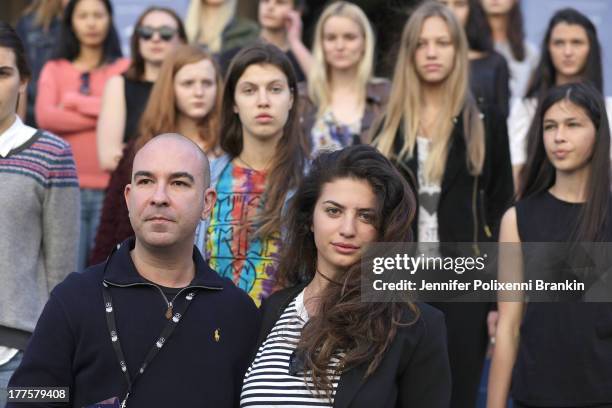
[184,0,258,56]
[372,2,513,407]
[300,1,389,155]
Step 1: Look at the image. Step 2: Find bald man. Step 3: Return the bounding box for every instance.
[8,134,260,408]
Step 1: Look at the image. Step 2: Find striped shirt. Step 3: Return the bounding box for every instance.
[241,290,342,407]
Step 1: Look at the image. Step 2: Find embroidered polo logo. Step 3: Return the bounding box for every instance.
[214,328,221,342]
[186,292,196,300]
[105,302,113,313]
[172,313,181,323]
[156,337,165,348]
[111,331,118,342]
[120,361,127,372]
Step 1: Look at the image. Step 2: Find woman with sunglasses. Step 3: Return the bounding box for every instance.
[241,145,451,407]
[90,45,222,265]
[36,0,128,271]
[97,7,186,172]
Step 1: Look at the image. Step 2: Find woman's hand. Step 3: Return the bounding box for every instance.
[285,10,303,45]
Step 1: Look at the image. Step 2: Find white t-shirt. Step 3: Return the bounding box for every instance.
[416,136,441,243]
[508,96,612,166]
[495,40,540,99]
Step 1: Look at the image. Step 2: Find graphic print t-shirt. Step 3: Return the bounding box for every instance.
[205,162,280,306]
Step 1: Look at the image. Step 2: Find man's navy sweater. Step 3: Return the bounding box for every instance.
[8,238,260,407]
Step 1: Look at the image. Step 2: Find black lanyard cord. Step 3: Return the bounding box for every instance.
[102,282,198,407]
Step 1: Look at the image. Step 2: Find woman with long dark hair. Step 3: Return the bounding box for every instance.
[480,0,539,99]
[373,2,513,406]
[508,8,611,191]
[90,45,222,265]
[439,0,510,117]
[203,43,307,306]
[35,0,129,271]
[96,6,186,171]
[241,145,451,407]
[488,81,612,407]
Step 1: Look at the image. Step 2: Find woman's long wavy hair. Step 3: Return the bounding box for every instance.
[134,45,222,153]
[277,144,418,398]
[307,1,376,118]
[373,1,484,183]
[220,42,307,237]
[124,7,187,81]
[525,8,603,99]
[520,82,610,241]
[54,0,122,65]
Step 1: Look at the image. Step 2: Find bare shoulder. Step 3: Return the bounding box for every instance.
[500,207,520,243]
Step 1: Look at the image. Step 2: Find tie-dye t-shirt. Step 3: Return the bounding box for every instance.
[205,162,281,306]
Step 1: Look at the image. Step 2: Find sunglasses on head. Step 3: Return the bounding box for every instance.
[137,25,177,41]
[79,72,90,95]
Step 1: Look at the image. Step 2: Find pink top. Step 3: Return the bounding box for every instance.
[36,58,130,189]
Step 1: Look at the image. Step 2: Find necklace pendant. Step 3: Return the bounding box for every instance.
[165,304,173,320]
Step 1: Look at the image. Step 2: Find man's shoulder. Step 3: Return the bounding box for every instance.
[51,263,107,303]
[211,275,258,312]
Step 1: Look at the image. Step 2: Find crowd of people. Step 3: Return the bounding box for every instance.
[1,0,611,407]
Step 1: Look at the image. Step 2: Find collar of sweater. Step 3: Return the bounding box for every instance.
[103,237,224,290]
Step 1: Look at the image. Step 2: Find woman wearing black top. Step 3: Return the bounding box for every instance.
[439,0,510,117]
[488,82,612,407]
[241,145,451,408]
[373,3,513,407]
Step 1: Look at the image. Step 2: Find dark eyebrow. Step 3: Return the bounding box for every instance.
[170,172,195,182]
[239,79,286,87]
[322,200,375,212]
[133,171,153,180]
[132,171,195,183]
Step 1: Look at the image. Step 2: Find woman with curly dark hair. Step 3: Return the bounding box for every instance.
[241,145,451,407]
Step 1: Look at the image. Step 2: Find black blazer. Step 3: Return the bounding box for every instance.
[392,105,514,244]
[252,284,452,408]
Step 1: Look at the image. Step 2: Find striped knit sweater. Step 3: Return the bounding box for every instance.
[0,130,80,349]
